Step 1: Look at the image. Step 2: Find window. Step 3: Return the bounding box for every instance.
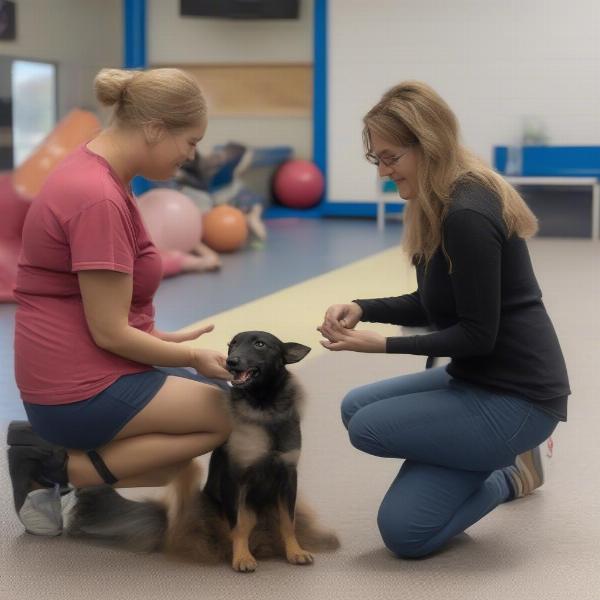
[10,59,56,166]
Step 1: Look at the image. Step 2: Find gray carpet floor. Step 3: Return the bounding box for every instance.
[1,235,598,600]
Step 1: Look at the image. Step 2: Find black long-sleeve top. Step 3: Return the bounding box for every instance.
[354,180,570,420]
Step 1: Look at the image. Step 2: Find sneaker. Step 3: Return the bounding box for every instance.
[16,486,77,537]
[504,444,545,499]
[7,421,70,536]
[17,486,63,536]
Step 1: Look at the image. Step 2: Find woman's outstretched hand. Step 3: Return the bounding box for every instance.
[188,348,232,380]
[152,324,215,343]
[152,324,231,378]
[322,302,363,330]
[318,319,386,353]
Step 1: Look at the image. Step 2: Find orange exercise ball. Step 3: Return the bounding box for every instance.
[13,109,101,199]
[202,205,248,253]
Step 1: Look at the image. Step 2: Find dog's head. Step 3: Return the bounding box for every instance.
[226,331,311,390]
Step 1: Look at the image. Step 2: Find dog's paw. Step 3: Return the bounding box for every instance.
[287,549,314,566]
[232,553,258,573]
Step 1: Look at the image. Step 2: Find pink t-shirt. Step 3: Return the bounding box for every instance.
[14,145,163,405]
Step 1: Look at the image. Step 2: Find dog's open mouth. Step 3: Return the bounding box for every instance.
[228,368,260,387]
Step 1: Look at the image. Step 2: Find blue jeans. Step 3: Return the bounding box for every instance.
[341,367,559,559]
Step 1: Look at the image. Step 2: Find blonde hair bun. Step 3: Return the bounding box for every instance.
[94,68,138,107]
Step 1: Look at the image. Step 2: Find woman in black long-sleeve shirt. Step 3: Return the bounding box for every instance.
[318,81,569,559]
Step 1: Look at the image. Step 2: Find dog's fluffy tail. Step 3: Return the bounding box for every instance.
[165,460,203,519]
[67,485,168,553]
[295,499,341,552]
[66,460,205,553]
[163,460,230,563]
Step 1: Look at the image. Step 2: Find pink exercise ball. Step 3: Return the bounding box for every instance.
[138,188,202,252]
[273,160,324,209]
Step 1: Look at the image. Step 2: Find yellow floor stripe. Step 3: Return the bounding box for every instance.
[182,245,416,359]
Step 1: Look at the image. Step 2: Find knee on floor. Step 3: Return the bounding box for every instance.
[376,502,435,559]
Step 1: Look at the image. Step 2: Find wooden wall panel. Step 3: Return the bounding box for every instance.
[162,64,312,117]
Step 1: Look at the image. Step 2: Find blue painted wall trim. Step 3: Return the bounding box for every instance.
[265,202,404,219]
[313,0,327,180]
[310,0,327,217]
[124,0,153,195]
[124,0,147,68]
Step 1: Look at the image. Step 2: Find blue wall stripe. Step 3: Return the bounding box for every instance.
[308,0,328,217]
[265,202,404,219]
[313,0,327,179]
[124,0,147,68]
[124,0,153,195]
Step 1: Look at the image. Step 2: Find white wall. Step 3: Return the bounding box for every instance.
[328,0,600,202]
[148,0,313,159]
[148,0,313,64]
[0,0,122,118]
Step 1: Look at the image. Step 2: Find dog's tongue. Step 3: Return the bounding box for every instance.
[234,369,253,383]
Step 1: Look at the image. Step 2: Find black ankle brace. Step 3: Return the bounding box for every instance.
[86,450,118,485]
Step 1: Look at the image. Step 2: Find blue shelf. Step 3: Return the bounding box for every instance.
[494,146,600,177]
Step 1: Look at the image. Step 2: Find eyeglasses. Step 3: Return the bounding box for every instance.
[365,148,411,167]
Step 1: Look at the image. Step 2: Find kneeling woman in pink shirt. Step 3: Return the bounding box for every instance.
[8,67,233,536]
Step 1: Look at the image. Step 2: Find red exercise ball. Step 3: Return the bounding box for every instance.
[202,205,248,253]
[273,160,324,209]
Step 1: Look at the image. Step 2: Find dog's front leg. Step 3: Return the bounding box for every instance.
[277,500,313,565]
[230,490,258,573]
[278,470,313,566]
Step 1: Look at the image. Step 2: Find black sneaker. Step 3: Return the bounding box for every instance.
[7,421,71,536]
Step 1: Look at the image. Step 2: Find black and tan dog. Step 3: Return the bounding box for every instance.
[67,331,339,572]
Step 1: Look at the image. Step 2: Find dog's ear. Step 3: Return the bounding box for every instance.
[283,343,311,364]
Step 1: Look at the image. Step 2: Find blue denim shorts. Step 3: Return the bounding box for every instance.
[23,367,227,451]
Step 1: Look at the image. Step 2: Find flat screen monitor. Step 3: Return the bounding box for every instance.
[180,0,300,20]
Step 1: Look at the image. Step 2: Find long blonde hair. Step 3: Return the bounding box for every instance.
[363,81,537,264]
[94,67,207,132]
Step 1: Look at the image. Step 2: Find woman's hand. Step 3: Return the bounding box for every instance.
[188,348,232,380]
[152,324,215,343]
[317,320,386,353]
[322,302,363,330]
